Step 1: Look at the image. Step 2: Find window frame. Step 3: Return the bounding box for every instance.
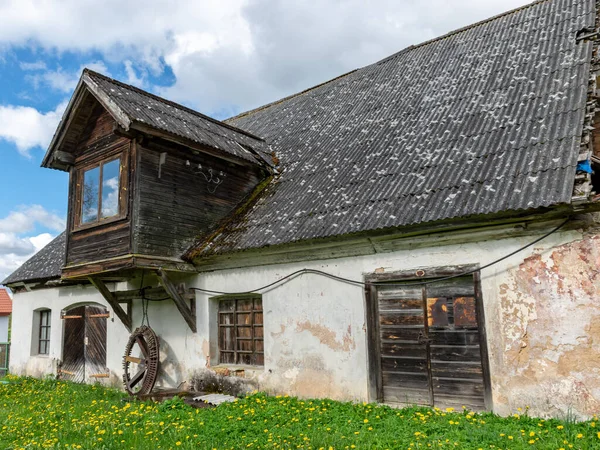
[216,295,264,366]
[73,148,129,231]
[38,309,51,355]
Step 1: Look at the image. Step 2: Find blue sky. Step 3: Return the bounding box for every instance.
[0,0,530,281]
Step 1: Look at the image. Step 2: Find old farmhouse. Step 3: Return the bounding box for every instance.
[4,0,600,418]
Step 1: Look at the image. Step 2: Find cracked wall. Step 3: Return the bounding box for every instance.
[494,230,600,418]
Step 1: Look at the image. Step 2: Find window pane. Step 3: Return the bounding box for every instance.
[82,166,100,223]
[40,327,47,341]
[101,159,120,218]
[39,341,47,355]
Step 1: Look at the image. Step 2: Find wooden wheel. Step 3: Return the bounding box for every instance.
[122,326,160,395]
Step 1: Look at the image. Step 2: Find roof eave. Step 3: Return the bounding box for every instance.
[41,70,133,171]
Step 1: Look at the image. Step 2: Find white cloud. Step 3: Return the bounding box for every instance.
[0,205,65,234]
[0,100,67,155]
[123,60,145,88]
[30,61,109,93]
[0,0,531,115]
[19,60,47,71]
[0,206,64,283]
[0,232,54,283]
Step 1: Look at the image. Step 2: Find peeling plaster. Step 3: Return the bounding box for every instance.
[497,233,600,418]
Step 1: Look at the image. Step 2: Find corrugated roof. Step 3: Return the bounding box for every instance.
[1,233,66,286]
[188,0,595,257]
[0,289,11,316]
[46,70,274,168]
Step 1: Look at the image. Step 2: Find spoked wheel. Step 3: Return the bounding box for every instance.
[122,326,160,395]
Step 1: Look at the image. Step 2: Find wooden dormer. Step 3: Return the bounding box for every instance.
[42,69,273,280]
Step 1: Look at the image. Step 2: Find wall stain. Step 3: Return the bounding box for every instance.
[295,321,356,352]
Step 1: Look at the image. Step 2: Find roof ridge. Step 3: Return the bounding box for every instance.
[373,0,549,66]
[83,68,266,142]
[225,69,359,123]
[226,0,549,123]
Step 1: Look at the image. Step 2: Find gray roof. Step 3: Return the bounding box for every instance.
[1,232,66,285]
[7,0,596,283]
[43,70,273,169]
[188,0,594,257]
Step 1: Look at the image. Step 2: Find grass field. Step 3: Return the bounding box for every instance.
[0,376,599,449]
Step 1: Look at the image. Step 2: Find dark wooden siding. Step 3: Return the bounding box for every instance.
[134,141,265,258]
[66,103,133,267]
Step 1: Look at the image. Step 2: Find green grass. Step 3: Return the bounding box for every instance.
[0,376,599,449]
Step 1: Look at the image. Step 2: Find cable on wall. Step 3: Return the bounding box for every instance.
[190,219,570,296]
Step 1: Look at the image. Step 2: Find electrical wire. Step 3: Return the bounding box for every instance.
[190,219,569,296]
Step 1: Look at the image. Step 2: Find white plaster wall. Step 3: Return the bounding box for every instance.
[0,316,8,342]
[9,284,131,385]
[10,223,598,418]
[190,225,586,413]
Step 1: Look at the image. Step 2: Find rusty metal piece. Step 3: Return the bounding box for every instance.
[122,326,160,396]
[454,297,477,327]
[427,297,449,327]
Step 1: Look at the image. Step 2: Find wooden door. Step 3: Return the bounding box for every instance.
[373,275,491,410]
[61,305,108,382]
[84,306,109,381]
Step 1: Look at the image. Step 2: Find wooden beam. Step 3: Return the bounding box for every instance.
[88,277,132,331]
[156,269,197,333]
[115,286,168,302]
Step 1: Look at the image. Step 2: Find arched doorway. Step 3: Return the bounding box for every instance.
[60,304,109,382]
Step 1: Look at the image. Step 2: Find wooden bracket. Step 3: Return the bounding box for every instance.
[88,277,132,331]
[156,269,197,333]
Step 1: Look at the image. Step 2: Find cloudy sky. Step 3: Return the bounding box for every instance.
[0,0,532,282]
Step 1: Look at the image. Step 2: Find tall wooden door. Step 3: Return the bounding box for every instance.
[371,274,491,410]
[61,305,109,382]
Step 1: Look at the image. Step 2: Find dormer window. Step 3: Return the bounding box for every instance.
[82,157,121,223]
[75,152,128,229]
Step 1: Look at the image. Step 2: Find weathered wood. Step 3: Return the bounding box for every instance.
[88,277,132,331]
[61,315,83,319]
[368,269,491,410]
[365,283,382,402]
[115,286,168,302]
[156,269,197,333]
[135,142,264,259]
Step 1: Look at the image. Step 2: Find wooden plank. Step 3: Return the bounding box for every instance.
[474,271,493,411]
[89,373,110,378]
[381,342,427,358]
[156,269,197,333]
[383,386,431,406]
[380,328,423,342]
[381,356,428,372]
[62,315,83,319]
[431,361,484,380]
[88,313,111,318]
[365,283,383,402]
[115,286,168,302]
[430,345,482,362]
[429,330,480,346]
[379,312,424,326]
[88,277,132,331]
[85,305,108,382]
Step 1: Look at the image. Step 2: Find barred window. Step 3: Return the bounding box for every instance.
[218,297,263,366]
